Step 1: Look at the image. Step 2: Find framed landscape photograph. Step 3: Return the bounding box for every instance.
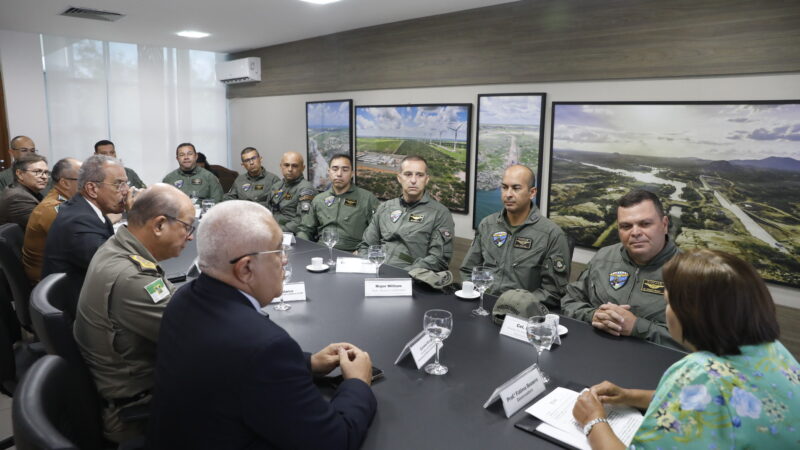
[306,100,353,192]
[548,101,800,288]
[355,104,473,213]
[473,93,546,229]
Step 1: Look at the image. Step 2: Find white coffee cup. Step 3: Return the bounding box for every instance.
[462,281,475,295]
[311,257,324,269]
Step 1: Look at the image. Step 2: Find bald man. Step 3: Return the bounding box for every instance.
[74,184,196,442]
[460,165,570,309]
[268,151,316,233]
[0,135,37,190]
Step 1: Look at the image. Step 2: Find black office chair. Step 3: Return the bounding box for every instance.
[0,223,33,331]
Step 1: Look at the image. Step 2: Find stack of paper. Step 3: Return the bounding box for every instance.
[524,387,643,450]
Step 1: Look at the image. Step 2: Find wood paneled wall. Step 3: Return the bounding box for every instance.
[227,0,800,98]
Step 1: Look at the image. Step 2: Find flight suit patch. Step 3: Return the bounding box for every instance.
[641,279,665,295]
[409,214,424,223]
[144,278,169,303]
[173,180,184,188]
[254,184,264,191]
[552,256,567,273]
[492,231,508,247]
[513,237,532,249]
[283,192,293,201]
[191,178,202,185]
[301,202,311,212]
[242,183,252,192]
[609,271,630,290]
[344,198,358,207]
[390,210,402,222]
[325,196,335,207]
[439,228,452,240]
[129,255,158,272]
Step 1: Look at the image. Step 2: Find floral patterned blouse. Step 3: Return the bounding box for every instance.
[630,341,800,449]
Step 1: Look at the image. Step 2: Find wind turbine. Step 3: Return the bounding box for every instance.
[438,130,445,147]
[448,123,463,152]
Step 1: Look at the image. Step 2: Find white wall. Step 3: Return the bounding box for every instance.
[229,72,800,308]
[0,29,51,160]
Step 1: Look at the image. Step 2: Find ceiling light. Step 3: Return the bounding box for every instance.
[300,0,342,5]
[176,30,210,39]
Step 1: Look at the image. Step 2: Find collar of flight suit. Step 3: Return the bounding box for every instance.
[618,235,678,269]
[400,191,431,208]
[245,168,268,182]
[497,201,541,229]
[179,166,200,177]
[281,175,305,187]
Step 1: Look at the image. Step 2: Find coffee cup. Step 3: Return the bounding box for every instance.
[311,257,324,269]
[462,281,475,295]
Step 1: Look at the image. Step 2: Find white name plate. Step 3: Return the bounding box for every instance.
[499,314,529,343]
[483,364,547,418]
[336,257,377,274]
[394,330,437,369]
[282,232,295,246]
[364,278,412,297]
[281,282,306,302]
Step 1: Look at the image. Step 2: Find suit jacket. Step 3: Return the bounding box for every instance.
[148,274,377,450]
[41,194,114,316]
[0,183,43,230]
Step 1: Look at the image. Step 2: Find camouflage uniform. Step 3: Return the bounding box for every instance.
[223,168,280,206]
[358,192,454,272]
[460,204,570,309]
[296,184,379,251]
[162,166,223,202]
[268,176,315,233]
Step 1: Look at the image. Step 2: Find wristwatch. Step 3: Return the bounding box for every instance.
[583,417,609,436]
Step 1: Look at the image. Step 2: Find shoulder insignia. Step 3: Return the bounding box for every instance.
[191,178,203,185]
[344,198,358,207]
[129,254,158,272]
[254,184,264,191]
[552,256,567,273]
[492,231,508,247]
[609,271,630,290]
[174,180,184,188]
[439,228,452,240]
[301,202,311,212]
[513,237,532,249]
[242,183,252,192]
[144,278,170,303]
[641,279,665,295]
[390,209,402,223]
[325,195,336,207]
[409,213,424,223]
[298,194,314,202]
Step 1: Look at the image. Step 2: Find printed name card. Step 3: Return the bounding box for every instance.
[281,282,307,302]
[394,330,438,369]
[499,314,530,343]
[282,233,295,246]
[336,257,377,274]
[483,364,547,418]
[364,278,413,297]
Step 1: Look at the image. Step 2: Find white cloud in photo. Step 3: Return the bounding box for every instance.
[307,101,351,128]
[479,95,543,126]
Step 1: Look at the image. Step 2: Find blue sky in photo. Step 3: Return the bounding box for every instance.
[307,101,351,128]
[356,105,470,141]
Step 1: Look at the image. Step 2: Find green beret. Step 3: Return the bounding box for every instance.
[492,289,549,325]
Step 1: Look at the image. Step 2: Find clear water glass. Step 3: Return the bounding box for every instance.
[274,263,293,311]
[527,315,556,382]
[321,229,339,266]
[423,309,453,376]
[471,266,494,317]
[368,244,386,278]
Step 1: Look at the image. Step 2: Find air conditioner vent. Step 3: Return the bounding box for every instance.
[60,6,125,22]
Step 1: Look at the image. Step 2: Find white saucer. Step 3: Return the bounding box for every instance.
[454,289,480,299]
[558,324,568,336]
[306,264,330,272]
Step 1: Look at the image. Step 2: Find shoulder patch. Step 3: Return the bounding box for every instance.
[439,228,452,240]
[609,271,630,290]
[242,183,252,192]
[324,195,336,207]
[552,256,567,273]
[298,194,314,202]
[129,254,158,272]
[390,209,402,222]
[173,180,184,188]
[144,278,170,303]
[492,231,508,247]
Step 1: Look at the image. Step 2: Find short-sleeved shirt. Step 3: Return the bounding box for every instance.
[162,166,223,202]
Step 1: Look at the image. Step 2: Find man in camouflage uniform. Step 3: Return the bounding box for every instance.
[162,142,223,202]
[297,154,379,251]
[74,184,195,442]
[358,155,454,272]
[460,165,570,309]
[94,140,146,189]
[561,189,681,349]
[269,151,315,233]
[223,147,279,206]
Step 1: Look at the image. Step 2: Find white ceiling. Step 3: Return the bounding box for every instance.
[0,0,515,53]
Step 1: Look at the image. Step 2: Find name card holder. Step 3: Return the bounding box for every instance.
[336,257,377,274]
[394,330,438,369]
[282,232,295,246]
[281,282,307,302]
[483,364,547,418]
[365,278,412,297]
[499,314,530,343]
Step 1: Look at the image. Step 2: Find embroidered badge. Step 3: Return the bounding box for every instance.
[298,194,314,202]
[242,183,252,192]
[283,192,293,200]
[609,271,630,290]
[174,180,184,188]
[301,202,311,212]
[344,198,358,207]
[439,228,452,240]
[641,279,665,295]
[254,184,264,191]
[191,178,202,185]
[144,278,170,303]
[513,237,532,249]
[553,256,567,273]
[390,209,402,223]
[409,214,424,223]
[325,195,336,207]
[129,255,157,271]
[492,231,508,247]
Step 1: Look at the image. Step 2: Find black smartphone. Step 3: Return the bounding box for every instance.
[326,366,383,387]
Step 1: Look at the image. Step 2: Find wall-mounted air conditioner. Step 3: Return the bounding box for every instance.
[216,57,261,84]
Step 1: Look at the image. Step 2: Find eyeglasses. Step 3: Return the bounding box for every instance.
[164,215,195,236]
[241,155,260,164]
[96,180,130,192]
[229,248,287,265]
[61,177,78,181]
[24,169,50,178]
[12,147,36,153]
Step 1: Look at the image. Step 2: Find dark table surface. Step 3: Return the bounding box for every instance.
[252,238,685,449]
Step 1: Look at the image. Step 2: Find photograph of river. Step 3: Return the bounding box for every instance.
[549,101,800,287]
[473,94,545,228]
[355,104,472,213]
[306,100,352,192]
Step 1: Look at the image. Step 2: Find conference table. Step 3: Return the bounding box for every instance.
[162,237,684,449]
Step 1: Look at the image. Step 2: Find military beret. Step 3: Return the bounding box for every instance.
[492,289,549,326]
[408,268,453,290]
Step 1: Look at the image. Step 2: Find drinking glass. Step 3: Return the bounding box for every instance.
[423,309,453,376]
[201,199,215,214]
[320,229,339,266]
[190,191,199,205]
[274,263,293,311]
[368,244,386,278]
[527,315,556,382]
[471,266,494,317]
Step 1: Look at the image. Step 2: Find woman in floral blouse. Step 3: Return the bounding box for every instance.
[572,249,800,449]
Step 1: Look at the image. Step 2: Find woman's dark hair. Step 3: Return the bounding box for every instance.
[663,249,779,355]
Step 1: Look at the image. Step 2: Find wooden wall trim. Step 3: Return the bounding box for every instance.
[227,0,800,99]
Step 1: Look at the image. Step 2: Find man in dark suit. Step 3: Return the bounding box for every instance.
[0,153,49,229]
[149,200,377,450]
[41,155,133,315]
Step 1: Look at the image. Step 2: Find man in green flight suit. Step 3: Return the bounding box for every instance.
[223,147,279,206]
[94,140,147,189]
[460,165,570,309]
[297,154,379,251]
[358,155,455,272]
[162,142,223,202]
[74,183,196,442]
[269,151,316,233]
[560,189,682,349]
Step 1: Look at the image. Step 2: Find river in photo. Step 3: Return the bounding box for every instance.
[579,162,687,201]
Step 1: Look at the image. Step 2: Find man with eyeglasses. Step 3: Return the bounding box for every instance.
[222,147,279,206]
[75,184,195,443]
[0,135,38,191]
[42,155,136,312]
[0,153,49,229]
[94,139,147,189]
[22,157,82,283]
[297,154,379,251]
[358,155,455,271]
[162,142,223,202]
[269,151,316,233]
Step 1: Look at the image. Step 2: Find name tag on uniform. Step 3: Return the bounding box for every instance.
[344,198,358,207]
[641,279,665,295]
[364,278,412,297]
[191,178,202,185]
[513,237,532,249]
[254,184,264,190]
[483,364,546,417]
[409,214,424,223]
